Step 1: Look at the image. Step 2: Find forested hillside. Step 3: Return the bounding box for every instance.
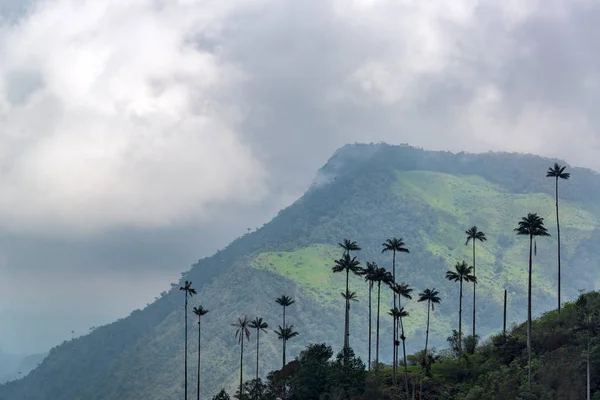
[1,144,599,399]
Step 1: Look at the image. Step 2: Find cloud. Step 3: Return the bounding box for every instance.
[0,0,269,235]
[2,0,600,237]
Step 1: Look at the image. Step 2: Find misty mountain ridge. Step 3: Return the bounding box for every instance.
[1,143,599,399]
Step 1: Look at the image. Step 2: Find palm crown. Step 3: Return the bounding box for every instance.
[361,262,379,288]
[180,280,197,298]
[249,317,269,332]
[446,261,477,284]
[418,288,442,310]
[389,282,413,300]
[276,295,295,308]
[546,163,570,180]
[515,213,551,248]
[388,306,409,320]
[193,306,209,318]
[338,239,361,255]
[341,290,359,303]
[275,325,299,341]
[465,226,487,246]
[332,253,362,275]
[373,266,393,285]
[232,316,251,343]
[381,238,410,254]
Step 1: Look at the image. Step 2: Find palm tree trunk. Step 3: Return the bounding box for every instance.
[392,250,397,385]
[424,300,431,363]
[283,338,287,368]
[345,269,350,350]
[527,234,533,388]
[197,318,201,400]
[587,333,591,400]
[283,306,286,328]
[368,284,372,371]
[184,296,188,400]
[255,330,260,382]
[458,280,463,358]
[376,282,381,370]
[239,335,244,398]
[556,177,562,314]
[472,240,476,350]
[399,313,409,395]
[420,300,431,399]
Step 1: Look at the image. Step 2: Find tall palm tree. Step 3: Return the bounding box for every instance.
[445,261,476,358]
[515,213,550,387]
[418,288,441,397]
[248,317,268,383]
[361,262,378,371]
[232,316,251,398]
[341,290,358,350]
[546,163,570,313]
[465,226,486,347]
[274,325,299,368]
[372,265,393,369]
[390,282,413,393]
[338,238,361,257]
[180,280,196,400]
[275,295,295,329]
[574,313,600,400]
[192,306,208,400]
[388,306,409,392]
[332,254,362,350]
[382,237,409,383]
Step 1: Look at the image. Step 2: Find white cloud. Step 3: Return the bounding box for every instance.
[0,0,268,235]
[1,0,600,238]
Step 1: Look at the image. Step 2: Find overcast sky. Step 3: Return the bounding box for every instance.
[0,0,599,353]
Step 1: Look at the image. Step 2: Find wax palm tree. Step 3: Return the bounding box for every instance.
[372,265,393,369]
[418,288,441,396]
[446,261,476,358]
[192,306,208,400]
[361,262,378,371]
[341,289,359,346]
[418,288,441,364]
[274,325,299,368]
[388,306,409,392]
[248,317,268,383]
[332,254,362,350]
[180,280,196,400]
[382,237,409,384]
[465,226,486,348]
[546,163,570,313]
[390,282,413,392]
[515,213,550,387]
[574,313,600,400]
[338,239,361,257]
[275,295,295,329]
[232,316,251,398]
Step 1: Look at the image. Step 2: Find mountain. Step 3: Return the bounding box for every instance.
[1,143,600,399]
[0,353,47,384]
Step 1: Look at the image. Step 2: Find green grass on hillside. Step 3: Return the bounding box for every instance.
[250,244,453,347]
[392,170,597,306]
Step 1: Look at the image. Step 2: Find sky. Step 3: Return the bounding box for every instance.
[0,0,599,353]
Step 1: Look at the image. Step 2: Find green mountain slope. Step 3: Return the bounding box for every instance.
[1,144,600,400]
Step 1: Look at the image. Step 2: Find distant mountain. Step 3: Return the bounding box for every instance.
[1,144,600,399]
[0,351,46,384]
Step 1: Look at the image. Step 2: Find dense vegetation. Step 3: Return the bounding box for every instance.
[1,144,599,399]
[212,290,600,399]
